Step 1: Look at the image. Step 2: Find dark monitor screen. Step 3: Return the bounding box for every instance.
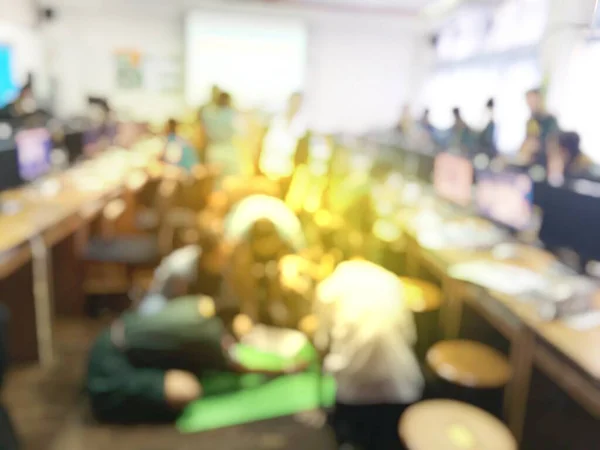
[15,128,52,181]
[64,131,84,164]
[433,152,473,207]
[476,169,534,231]
[0,145,22,192]
[539,180,600,263]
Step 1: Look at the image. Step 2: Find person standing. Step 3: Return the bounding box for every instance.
[202,92,243,187]
[163,118,199,173]
[479,98,498,159]
[518,88,560,167]
[259,92,308,182]
[309,260,424,450]
[448,107,475,154]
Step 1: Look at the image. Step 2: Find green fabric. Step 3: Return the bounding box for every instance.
[232,340,317,372]
[178,372,336,433]
[87,330,171,423]
[123,297,229,374]
[177,341,336,433]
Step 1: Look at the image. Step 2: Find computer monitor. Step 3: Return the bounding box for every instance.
[433,152,474,207]
[64,130,84,164]
[14,128,52,181]
[475,169,534,231]
[0,145,22,192]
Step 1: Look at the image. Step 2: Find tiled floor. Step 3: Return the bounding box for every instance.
[4,317,336,450]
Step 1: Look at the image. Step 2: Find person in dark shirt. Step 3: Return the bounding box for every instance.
[519,88,559,166]
[86,294,306,424]
[547,131,593,183]
[479,98,498,159]
[448,107,474,154]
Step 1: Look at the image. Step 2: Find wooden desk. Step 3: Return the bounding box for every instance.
[0,151,152,364]
[398,212,600,445]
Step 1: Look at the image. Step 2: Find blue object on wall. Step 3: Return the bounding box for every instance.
[0,46,17,108]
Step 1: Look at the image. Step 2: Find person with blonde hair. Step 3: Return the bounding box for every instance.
[309,260,424,449]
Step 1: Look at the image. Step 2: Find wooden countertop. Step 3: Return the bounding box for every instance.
[0,149,156,271]
[398,208,600,384]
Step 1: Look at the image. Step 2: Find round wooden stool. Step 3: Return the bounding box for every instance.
[399,399,517,450]
[400,277,443,362]
[426,340,511,417]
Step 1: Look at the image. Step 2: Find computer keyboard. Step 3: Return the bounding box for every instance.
[449,260,547,296]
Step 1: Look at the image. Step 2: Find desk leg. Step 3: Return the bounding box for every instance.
[505,328,534,445]
[52,232,85,316]
[30,237,54,367]
[441,277,463,340]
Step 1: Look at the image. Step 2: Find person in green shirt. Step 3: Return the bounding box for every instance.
[164,118,199,173]
[87,245,305,424]
[86,295,307,424]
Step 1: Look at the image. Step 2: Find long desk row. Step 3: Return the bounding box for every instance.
[0,150,156,365]
[396,210,600,447]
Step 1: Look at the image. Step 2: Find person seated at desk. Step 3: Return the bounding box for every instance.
[220,194,307,327]
[547,131,593,184]
[305,260,424,449]
[447,107,475,154]
[478,98,498,159]
[163,118,199,173]
[518,88,560,167]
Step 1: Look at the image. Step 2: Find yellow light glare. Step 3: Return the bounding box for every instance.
[373,220,402,242]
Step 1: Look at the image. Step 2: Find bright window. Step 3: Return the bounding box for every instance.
[559,41,600,162]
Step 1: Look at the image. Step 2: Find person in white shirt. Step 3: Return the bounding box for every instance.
[136,246,203,316]
[260,92,308,181]
[310,260,424,449]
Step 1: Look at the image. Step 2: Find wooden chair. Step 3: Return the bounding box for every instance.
[426,340,511,417]
[82,176,182,312]
[399,399,517,450]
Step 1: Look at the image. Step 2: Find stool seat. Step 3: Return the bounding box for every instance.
[399,277,443,313]
[399,399,517,450]
[427,340,511,389]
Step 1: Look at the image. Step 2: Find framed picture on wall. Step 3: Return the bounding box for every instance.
[115,50,143,90]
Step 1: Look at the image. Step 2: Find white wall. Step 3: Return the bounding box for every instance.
[543,0,597,113]
[304,20,419,133]
[187,1,422,133]
[44,0,423,131]
[43,5,185,122]
[0,0,42,92]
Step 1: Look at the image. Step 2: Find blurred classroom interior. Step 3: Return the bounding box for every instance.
[1,0,600,449]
